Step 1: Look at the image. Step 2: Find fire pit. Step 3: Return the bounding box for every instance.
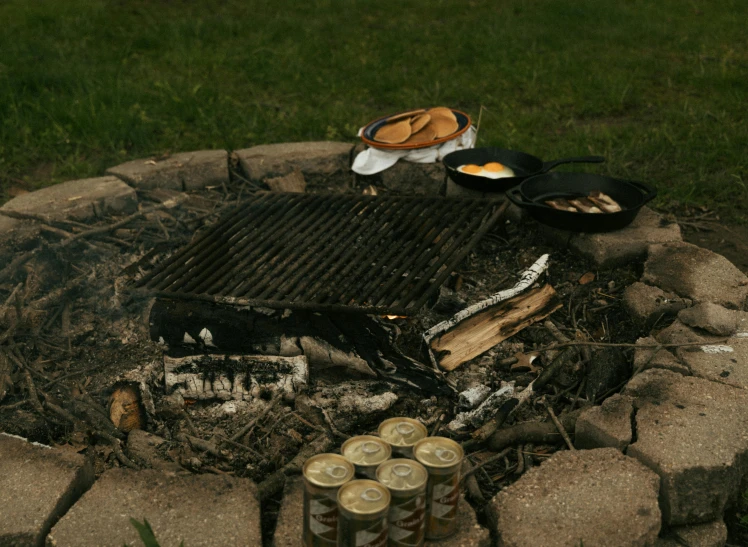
[1,142,747,546]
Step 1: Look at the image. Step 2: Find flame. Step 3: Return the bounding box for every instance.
[383,315,406,320]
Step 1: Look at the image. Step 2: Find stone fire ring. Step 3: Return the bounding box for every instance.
[1,142,747,546]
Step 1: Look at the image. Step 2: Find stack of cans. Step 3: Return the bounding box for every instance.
[302,417,464,546]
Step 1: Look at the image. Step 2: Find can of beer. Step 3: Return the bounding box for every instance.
[376,458,428,547]
[303,453,356,547]
[337,479,391,547]
[413,436,463,539]
[341,435,392,479]
[378,418,428,458]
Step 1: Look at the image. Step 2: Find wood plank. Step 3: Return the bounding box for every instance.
[431,284,562,371]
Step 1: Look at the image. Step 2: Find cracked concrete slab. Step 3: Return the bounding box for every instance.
[107,150,229,191]
[634,337,690,376]
[624,369,748,526]
[642,242,748,310]
[0,176,137,233]
[539,207,682,268]
[676,337,748,390]
[623,282,691,327]
[575,394,634,451]
[235,142,353,192]
[678,302,748,337]
[491,447,661,547]
[655,319,724,346]
[0,433,94,547]
[48,468,261,546]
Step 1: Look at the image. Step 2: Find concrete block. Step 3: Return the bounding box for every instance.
[48,468,261,546]
[107,150,229,191]
[642,241,748,310]
[491,447,661,547]
[0,433,94,547]
[236,142,353,193]
[0,176,137,233]
[625,369,748,525]
[575,394,634,451]
[539,207,682,268]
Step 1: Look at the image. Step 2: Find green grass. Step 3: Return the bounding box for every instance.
[1,0,746,219]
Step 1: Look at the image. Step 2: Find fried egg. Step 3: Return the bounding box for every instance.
[456,162,515,179]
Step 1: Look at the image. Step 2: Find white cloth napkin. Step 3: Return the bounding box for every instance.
[351,126,477,175]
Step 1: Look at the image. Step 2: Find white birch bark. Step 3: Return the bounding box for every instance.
[423,254,550,368]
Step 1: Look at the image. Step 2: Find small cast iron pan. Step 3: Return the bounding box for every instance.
[506,172,657,233]
[443,147,605,192]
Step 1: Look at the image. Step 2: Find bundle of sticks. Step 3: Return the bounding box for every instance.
[545,191,622,214]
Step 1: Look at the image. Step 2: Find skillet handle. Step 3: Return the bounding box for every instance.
[506,187,546,210]
[541,155,605,173]
[628,180,658,205]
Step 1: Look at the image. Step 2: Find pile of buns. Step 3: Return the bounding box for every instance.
[373,107,459,145]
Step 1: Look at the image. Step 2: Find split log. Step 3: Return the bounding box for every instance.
[164,354,308,402]
[423,254,556,371]
[428,284,562,371]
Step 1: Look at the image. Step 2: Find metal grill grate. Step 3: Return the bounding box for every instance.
[136,192,504,315]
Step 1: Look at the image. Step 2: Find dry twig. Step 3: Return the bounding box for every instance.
[545,403,575,451]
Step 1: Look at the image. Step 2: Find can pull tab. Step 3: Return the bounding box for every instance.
[361,488,383,502]
[326,464,349,479]
[362,441,381,455]
[435,447,457,463]
[392,464,413,478]
[395,423,415,436]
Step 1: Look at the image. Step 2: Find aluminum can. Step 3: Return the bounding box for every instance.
[376,458,428,547]
[337,479,391,547]
[413,436,463,539]
[341,435,392,479]
[303,453,355,547]
[377,418,428,458]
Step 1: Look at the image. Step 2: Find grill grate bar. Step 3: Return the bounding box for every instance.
[316,198,454,306]
[140,192,279,289]
[383,200,502,308]
[260,198,413,302]
[353,201,480,307]
[136,193,503,315]
[164,194,302,294]
[217,196,366,297]
[302,198,432,304]
[190,195,354,296]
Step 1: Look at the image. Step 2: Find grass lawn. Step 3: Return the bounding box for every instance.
[1,0,746,220]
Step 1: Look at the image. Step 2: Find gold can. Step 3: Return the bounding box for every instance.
[376,458,428,547]
[337,479,391,547]
[341,435,392,479]
[303,453,356,547]
[378,418,428,458]
[413,436,463,539]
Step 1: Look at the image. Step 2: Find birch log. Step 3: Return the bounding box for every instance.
[423,254,551,369]
[164,354,308,402]
[429,284,562,371]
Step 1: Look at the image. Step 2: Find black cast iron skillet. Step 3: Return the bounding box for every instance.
[506,172,657,233]
[442,147,605,192]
